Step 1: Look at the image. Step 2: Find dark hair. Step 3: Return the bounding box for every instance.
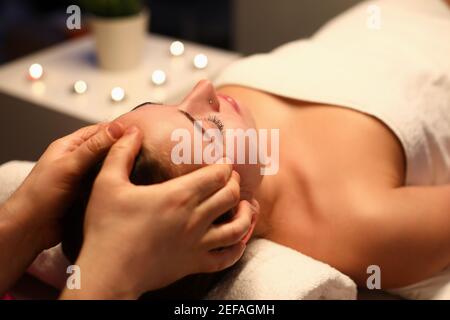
[61,148,172,263]
[61,148,229,299]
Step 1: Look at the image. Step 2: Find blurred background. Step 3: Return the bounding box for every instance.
[0,0,365,164]
[0,0,363,65]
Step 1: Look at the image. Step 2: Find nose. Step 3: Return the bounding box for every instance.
[180,80,220,115]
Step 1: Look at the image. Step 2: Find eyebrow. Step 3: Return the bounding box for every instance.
[130,101,156,111]
[131,103,208,136]
[178,110,206,135]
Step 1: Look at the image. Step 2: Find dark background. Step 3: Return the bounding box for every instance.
[0,0,232,65]
[0,0,362,65]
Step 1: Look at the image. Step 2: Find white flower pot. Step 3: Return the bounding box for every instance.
[91,10,149,71]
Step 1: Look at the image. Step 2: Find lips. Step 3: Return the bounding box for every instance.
[217,94,241,114]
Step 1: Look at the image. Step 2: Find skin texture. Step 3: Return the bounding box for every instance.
[116,80,450,289]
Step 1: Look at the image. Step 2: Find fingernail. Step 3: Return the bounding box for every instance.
[107,122,124,139]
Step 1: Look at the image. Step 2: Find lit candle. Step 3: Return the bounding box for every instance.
[170,41,185,56]
[151,70,166,86]
[28,63,43,80]
[73,80,88,94]
[111,87,125,102]
[193,54,208,69]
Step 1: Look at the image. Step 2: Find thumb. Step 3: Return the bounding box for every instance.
[72,122,125,173]
[99,126,143,183]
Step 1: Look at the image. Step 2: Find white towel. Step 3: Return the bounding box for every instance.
[206,239,357,300]
[215,0,450,186]
[0,160,35,204]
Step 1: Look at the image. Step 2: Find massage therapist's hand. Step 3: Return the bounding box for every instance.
[2,122,125,250]
[0,122,124,295]
[61,126,259,299]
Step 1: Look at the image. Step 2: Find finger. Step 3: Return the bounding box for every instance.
[46,124,102,154]
[65,124,104,145]
[99,126,143,182]
[240,200,260,245]
[162,161,233,204]
[201,242,246,273]
[70,122,125,174]
[201,200,254,250]
[195,171,240,225]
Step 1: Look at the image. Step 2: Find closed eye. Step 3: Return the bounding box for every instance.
[206,114,224,132]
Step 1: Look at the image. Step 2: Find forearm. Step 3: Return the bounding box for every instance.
[0,199,45,294]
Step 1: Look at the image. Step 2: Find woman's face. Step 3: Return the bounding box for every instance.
[116,80,263,200]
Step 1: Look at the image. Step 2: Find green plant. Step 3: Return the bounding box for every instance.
[80,0,143,18]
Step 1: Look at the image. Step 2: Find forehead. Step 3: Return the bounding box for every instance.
[117,104,190,145]
[115,104,201,174]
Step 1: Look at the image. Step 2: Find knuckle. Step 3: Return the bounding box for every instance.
[86,135,105,154]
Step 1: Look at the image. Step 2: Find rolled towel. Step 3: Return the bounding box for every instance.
[206,238,357,300]
[0,160,35,204]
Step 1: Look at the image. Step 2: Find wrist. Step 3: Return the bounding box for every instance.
[60,241,143,299]
[4,188,58,253]
[0,196,45,256]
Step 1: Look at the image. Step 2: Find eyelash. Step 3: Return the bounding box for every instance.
[206,114,224,132]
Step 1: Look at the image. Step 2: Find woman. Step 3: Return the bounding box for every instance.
[64,0,450,291]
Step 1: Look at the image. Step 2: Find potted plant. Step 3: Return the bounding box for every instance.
[81,0,149,71]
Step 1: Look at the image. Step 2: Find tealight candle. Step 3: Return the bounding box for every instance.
[193,54,208,69]
[111,86,125,102]
[151,70,166,86]
[73,80,88,94]
[170,41,185,56]
[28,63,43,80]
